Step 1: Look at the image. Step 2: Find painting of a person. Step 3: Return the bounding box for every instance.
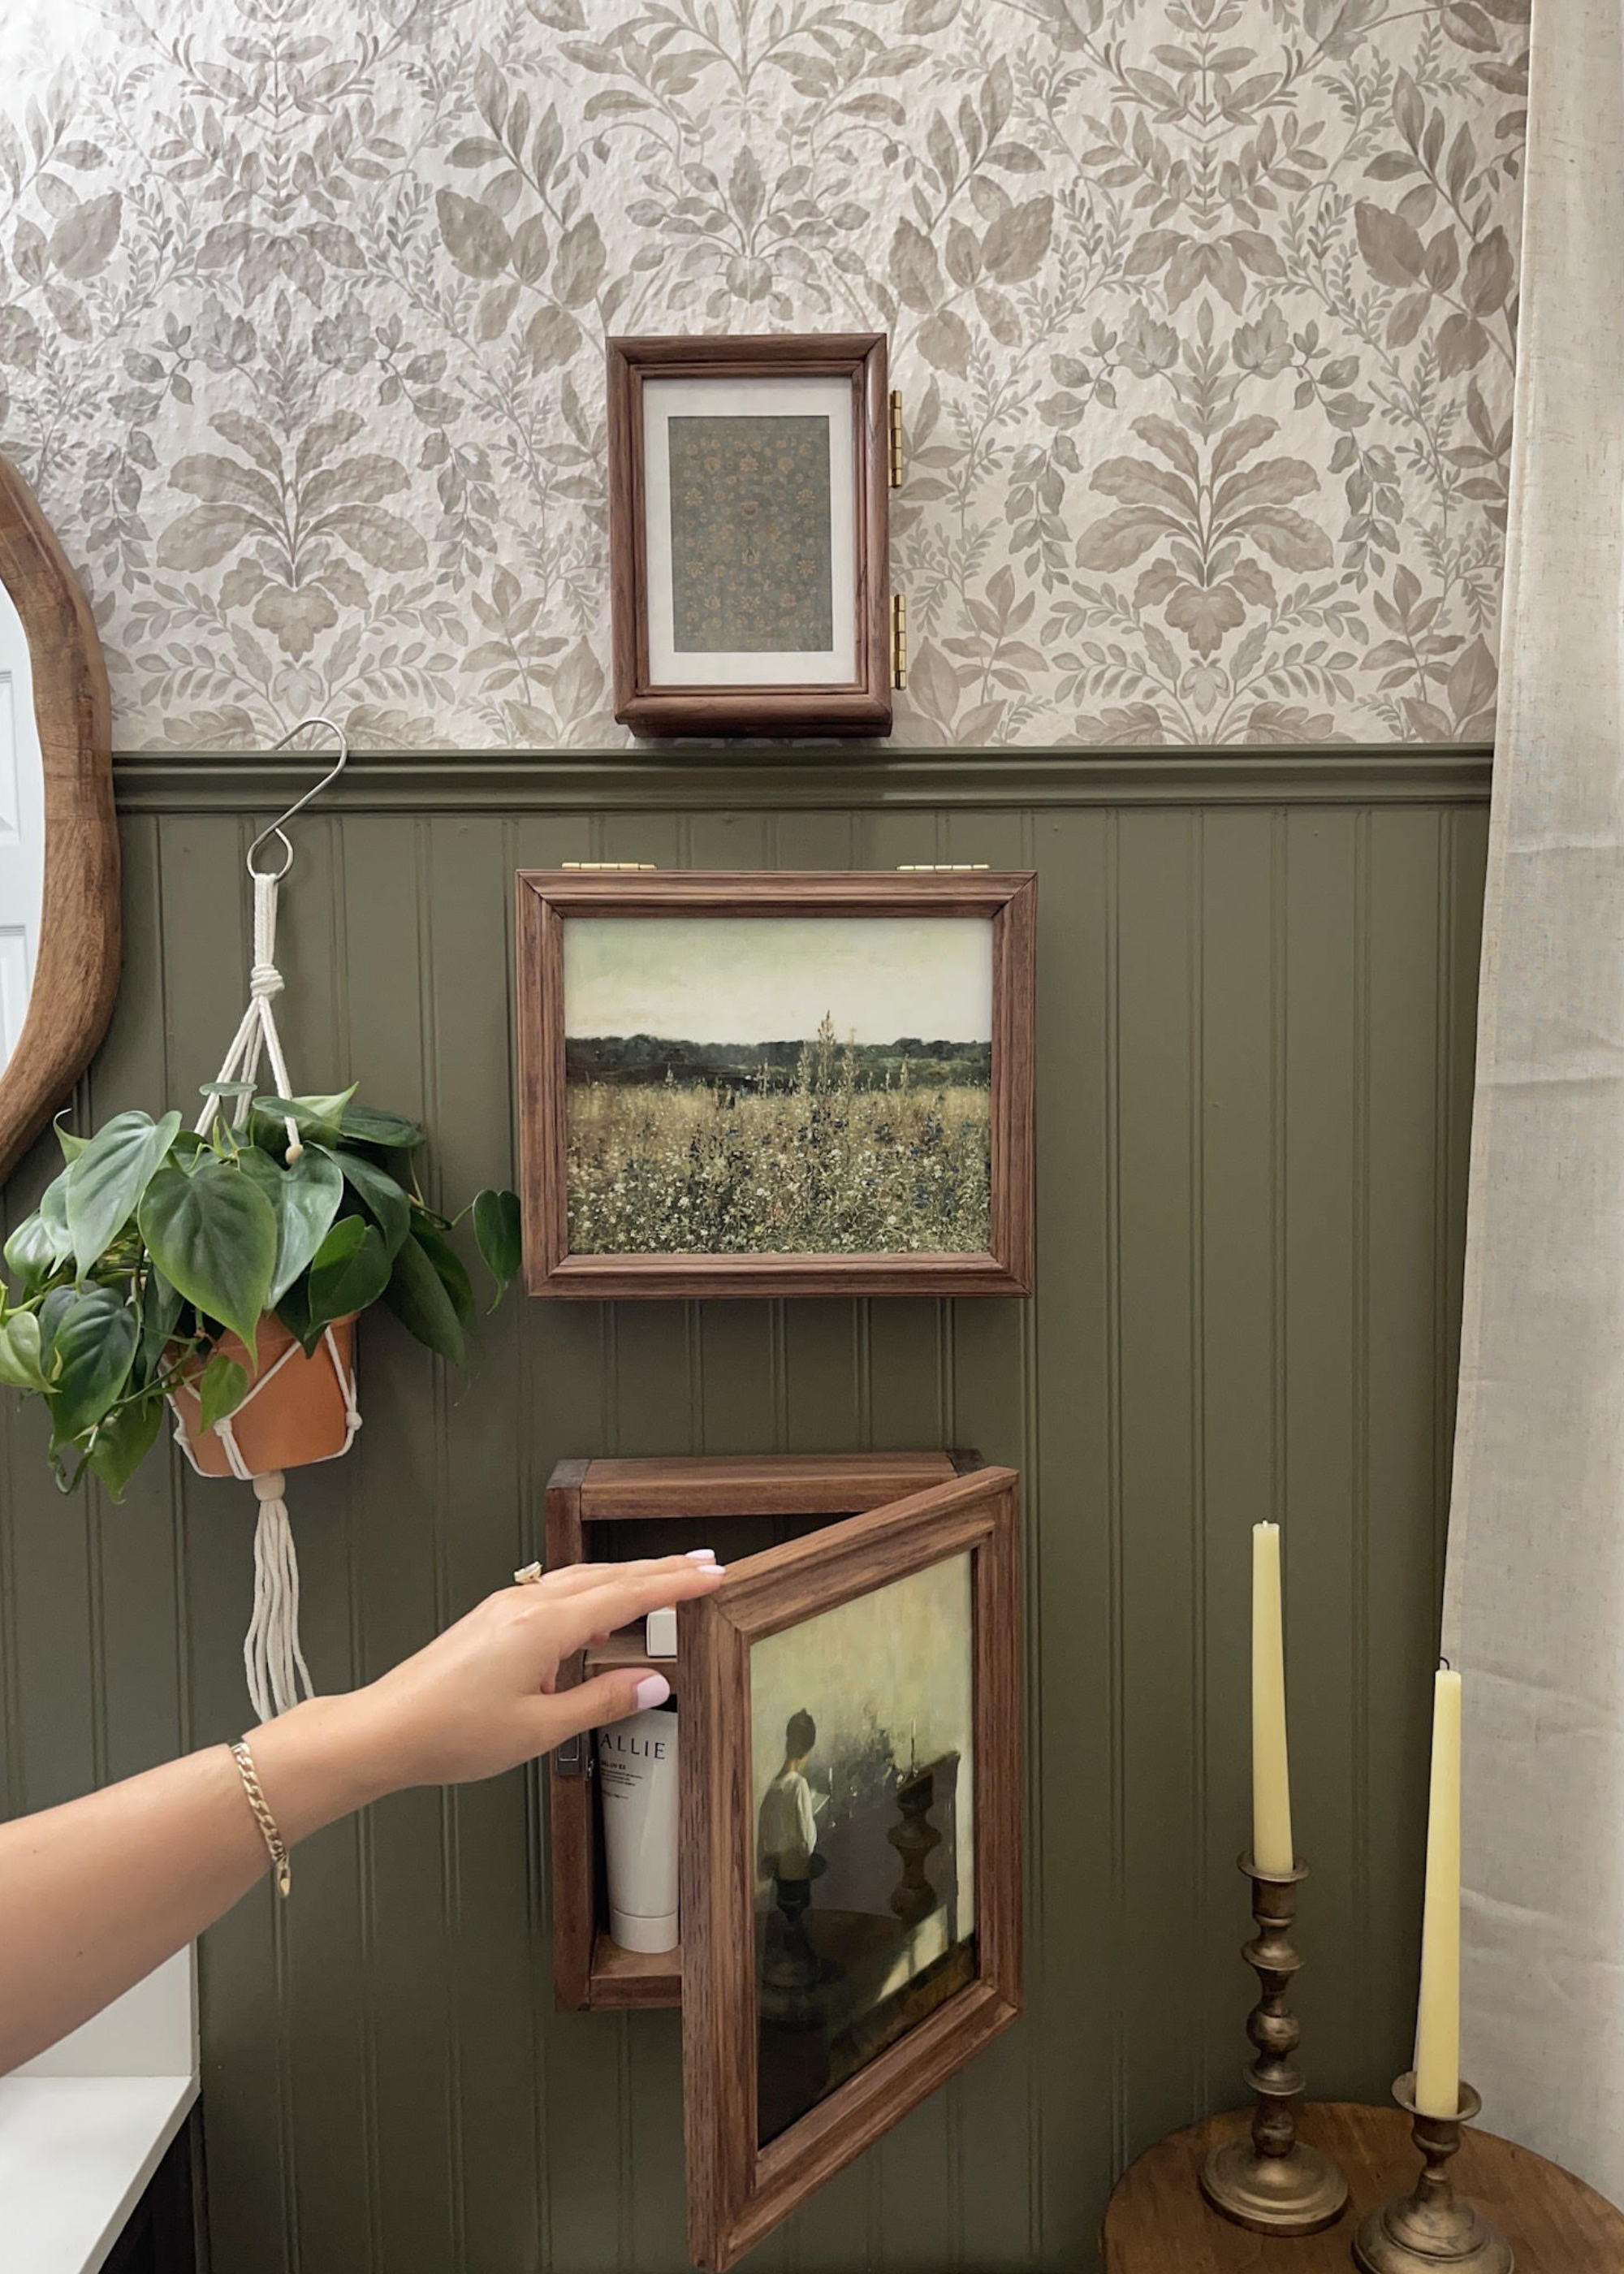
[758,1709,823,1884]
[757,1710,828,1987]
[749,1552,978,2144]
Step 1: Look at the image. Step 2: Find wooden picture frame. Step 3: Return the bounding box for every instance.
[516,867,1037,1300]
[0,453,119,1186]
[542,1448,983,2016]
[607,333,892,737]
[679,1461,1022,2272]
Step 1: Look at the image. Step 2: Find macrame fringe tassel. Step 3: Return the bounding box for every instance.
[187,720,353,1724]
[244,1471,314,1723]
[168,1326,358,1722]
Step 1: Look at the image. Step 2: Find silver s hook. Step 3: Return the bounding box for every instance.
[246,716,351,882]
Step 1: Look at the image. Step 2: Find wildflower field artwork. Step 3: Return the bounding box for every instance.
[562,914,993,1258]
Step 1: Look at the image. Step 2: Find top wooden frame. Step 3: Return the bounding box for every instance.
[0,453,119,1187]
[607,333,892,737]
[515,867,1037,1300]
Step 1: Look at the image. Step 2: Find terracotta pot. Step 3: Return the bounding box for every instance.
[169,1312,358,1480]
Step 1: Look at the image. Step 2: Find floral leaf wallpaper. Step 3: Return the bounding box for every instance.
[0,0,1525,748]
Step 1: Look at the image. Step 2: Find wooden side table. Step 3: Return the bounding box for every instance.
[1102,2102,1624,2272]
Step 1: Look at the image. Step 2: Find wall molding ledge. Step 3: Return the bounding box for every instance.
[112,743,1492,815]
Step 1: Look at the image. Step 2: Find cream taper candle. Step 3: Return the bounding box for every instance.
[1413,1664,1462,2118]
[1250,1521,1294,1877]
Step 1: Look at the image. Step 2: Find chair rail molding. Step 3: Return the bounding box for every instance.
[112,745,1493,815]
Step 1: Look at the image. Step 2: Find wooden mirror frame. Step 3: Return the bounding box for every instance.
[0,453,119,1185]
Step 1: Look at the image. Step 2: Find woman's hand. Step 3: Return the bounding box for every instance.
[0,1553,728,2074]
[331,1553,725,1793]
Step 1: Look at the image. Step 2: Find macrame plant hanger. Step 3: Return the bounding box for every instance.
[167,718,357,1723]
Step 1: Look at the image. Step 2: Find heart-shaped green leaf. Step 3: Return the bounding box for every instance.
[384,1232,467,1365]
[237,1145,344,1306]
[66,1109,182,1277]
[137,1158,276,1354]
[86,1394,164,1501]
[331,1148,411,1258]
[339,1103,425,1151]
[412,1217,475,1332]
[37,1168,74,1269]
[281,1210,355,1351]
[47,1286,140,1442]
[273,1275,315,1351]
[312,1217,391,1325]
[37,1283,77,1361]
[253,1087,357,1150]
[276,1220,364,1349]
[53,1113,88,1162]
[5,1213,60,1296]
[472,1188,522,1308]
[0,1310,51,1392]
[137,1268,184,1385]
[197,1351,250,1431]
[312,1216,366,1269]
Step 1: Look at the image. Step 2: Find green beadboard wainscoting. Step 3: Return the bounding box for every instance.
[0,748,1489,2274]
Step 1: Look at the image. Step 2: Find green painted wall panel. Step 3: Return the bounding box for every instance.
[0,763,1488,2274]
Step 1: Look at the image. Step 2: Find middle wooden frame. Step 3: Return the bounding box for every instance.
[516,867,1036,1299]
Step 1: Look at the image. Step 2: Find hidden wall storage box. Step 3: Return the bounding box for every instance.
[543,1450,1023,2273]
[516,867,1037,1300]
[607,333,896,736]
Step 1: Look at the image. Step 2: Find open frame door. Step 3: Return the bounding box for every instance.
[678,1464,1022,2272]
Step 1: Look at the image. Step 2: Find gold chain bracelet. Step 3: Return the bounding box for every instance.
[230,1738,292,1897]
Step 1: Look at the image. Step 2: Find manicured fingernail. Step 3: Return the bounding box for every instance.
[685,1548,717,1562]
[634,1674,671,1710]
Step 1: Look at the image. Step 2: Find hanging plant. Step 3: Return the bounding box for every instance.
[0,715,529,1723]
[0,1083,522,1502]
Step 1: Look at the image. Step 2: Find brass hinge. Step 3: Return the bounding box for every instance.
[561,861,659,871]
[888,389,904,487]
[891,592,907,690]
[896,863,991,872]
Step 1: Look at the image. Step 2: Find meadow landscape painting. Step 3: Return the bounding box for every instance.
[561,913,993,1258]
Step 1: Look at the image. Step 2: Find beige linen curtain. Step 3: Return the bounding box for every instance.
[1440,0,1624,2200]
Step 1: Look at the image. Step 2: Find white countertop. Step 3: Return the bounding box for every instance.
[0,1950,199,2274]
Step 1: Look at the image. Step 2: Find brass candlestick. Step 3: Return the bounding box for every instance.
[1199,1854,1349,2236]
[1353,2073,1514,2272]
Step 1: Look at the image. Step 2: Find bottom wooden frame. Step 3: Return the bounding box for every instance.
[543,1450,972,2014]
[679,1464,1022,2272]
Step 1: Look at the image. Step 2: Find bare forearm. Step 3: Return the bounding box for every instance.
[0,1556,722,2076]
[0,1696,378,2073]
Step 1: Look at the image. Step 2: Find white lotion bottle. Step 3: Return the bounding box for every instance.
[598,1696,680,1952]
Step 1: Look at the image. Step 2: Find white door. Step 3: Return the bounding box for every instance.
[0,581,44,1070]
